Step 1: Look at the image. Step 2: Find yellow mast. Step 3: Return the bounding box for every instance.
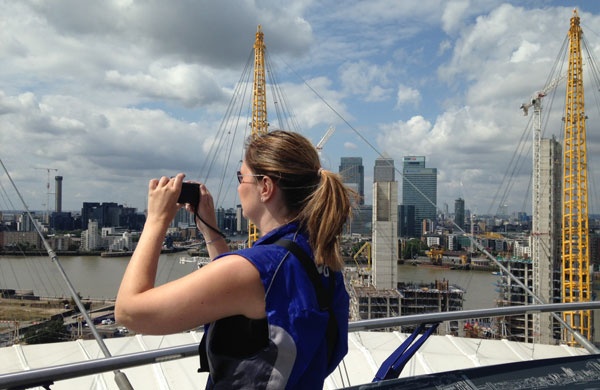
[248,25,268,247]
[561,9,591,345]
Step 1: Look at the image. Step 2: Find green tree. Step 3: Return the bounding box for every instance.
[402,239,426,260]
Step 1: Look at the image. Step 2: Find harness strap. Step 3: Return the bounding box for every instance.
[273,239,338,365]
[198,239,339,374]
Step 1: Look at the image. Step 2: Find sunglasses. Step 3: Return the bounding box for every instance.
[236,170,264,184]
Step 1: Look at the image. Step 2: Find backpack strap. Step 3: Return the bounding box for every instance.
[274,239,338,365]
[198,331,209,373]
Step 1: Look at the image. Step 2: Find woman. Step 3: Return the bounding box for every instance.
[116,130,356,389]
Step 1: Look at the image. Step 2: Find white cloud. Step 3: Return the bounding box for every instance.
[339,60,393,102]
[2,0,600,217]
[510,40,541,63]
[441,0,470,33]
[396,85,422,108]
[105,63,227,107]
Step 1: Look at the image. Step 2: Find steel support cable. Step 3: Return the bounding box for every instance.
[209,70,254,208]
[265,51,301,133]
[0,174,24,293]
[0,179,18,210]
[517,35,568,214]
[499,122,532,214]
[266,57,286,131]
[215,59,253,206]
[210,87,251,207]
[0,179,65,297]
[520,74,561,214]
[195,49,253,206]
[0,158,134,390]
[520,161,532,215]
[20,241,67,298]
[487,113,533,216]
[23,256,62,299]
[473,237,599,353]
[274,55,600,352]
[197,49,251,178]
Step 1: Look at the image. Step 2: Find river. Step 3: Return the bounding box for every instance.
[0,254,501,310]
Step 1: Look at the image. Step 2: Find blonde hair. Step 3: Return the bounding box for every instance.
[245,130,358,271]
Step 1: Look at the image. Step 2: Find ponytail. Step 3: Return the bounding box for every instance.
[299,169,358,271]
[245,130,358,271]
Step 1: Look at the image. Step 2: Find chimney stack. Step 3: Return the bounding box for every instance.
[55,176,63,213]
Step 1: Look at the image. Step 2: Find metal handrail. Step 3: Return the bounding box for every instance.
[347,301,600,331]
[2,301,600,390]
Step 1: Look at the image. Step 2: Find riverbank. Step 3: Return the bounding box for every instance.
[0,295,121,347]
[0,246,188,257]
[0,250,102,256]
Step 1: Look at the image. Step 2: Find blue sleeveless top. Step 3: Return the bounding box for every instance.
[202,222,349,389]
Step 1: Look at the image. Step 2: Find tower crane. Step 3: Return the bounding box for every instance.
[316,125,336,151]
[561,9,591,345]
[34,167,58,221]
[520,73,564,343]
[519,74,565,117]
[248,25,268,247]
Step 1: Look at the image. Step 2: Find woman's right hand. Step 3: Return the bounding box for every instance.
[147,174,185,227]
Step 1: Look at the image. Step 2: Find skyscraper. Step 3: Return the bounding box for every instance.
[532,136,562,344]
[401,156,437,237]
[339,157,364,205]
[374,155,395,182]
[454,198,465,232]
[399,205,416,237]
[372,156,398,289]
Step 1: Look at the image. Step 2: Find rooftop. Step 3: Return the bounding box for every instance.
[0,330,589,389]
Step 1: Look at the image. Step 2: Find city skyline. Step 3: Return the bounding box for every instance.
[0,154,520,219]
[2,2,600,216]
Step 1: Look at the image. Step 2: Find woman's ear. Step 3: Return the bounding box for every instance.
[259,176,275,202]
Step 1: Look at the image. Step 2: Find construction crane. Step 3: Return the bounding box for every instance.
[561,9,591,345]
[316,125,335,151]
[425,246,444,265]
[519,74,565,117]
[34,167,58,221]
[248,25,268,247]
[520,73,564,344]
[353,241,371,269]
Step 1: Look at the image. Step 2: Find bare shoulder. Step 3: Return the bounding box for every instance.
[202,253,259,279]
[188,254,265,319]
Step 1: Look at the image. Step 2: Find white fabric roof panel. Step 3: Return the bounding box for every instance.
[0,331,590,389]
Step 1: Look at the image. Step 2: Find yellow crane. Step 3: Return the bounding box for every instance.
[248,25,268,247]
[425,246,444,265]
[561,9,592,345]
[353,241,371,270]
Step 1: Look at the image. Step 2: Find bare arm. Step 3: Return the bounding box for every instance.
[115,174,265,334]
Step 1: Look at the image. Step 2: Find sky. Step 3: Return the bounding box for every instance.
[2,0,600,218]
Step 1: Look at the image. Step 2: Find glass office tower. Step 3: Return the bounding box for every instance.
[402,156,437,236]
[340,157,365,205]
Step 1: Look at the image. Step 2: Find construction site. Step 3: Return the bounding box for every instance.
[346,9,599,344]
